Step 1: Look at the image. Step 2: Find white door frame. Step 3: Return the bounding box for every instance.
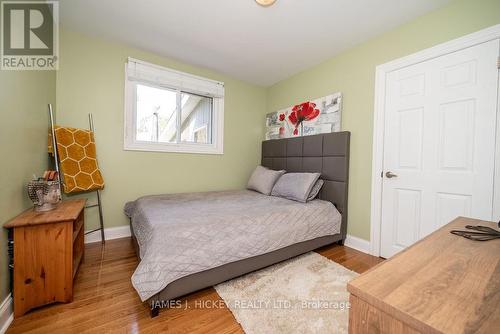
[495,55,500,222]
[370,24,500,257]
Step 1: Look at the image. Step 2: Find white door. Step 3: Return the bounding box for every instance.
[380,39,499,258]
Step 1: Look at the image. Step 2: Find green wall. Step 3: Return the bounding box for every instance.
[267,0,500,240]
[0,71,56,301]
[56,30,268,231]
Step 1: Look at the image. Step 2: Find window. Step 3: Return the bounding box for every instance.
[124,58,224,154]
[192,126,208,143]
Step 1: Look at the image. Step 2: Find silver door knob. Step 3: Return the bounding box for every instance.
[385,171,398,178]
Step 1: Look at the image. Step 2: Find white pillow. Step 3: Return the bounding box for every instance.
[247,165,285,195]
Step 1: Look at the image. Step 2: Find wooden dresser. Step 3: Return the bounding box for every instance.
[4,199,86,317]
[348,217,500,334]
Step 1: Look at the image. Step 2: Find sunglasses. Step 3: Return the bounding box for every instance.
[450,224,500,241]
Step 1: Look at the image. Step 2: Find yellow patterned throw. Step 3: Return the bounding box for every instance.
[49,126,105,193]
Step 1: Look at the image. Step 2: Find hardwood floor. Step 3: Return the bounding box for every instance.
[7,238,383,334]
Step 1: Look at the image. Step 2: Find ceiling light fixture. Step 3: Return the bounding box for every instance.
[255,0,277,7]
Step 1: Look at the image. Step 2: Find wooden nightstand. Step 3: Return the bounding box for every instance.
[4,199,86,317]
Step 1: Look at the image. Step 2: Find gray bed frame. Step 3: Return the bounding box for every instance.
[130,131,350,317]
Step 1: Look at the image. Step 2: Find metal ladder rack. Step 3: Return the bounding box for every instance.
[48,104,105,243]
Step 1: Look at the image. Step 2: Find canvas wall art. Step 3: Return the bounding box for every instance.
[265,92,342,140]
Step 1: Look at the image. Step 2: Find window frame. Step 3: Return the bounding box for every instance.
[123,59,224,155]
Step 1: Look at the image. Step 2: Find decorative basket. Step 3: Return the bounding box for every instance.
[27,180,61,212]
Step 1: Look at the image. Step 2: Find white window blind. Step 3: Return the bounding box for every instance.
[127,57,225,98]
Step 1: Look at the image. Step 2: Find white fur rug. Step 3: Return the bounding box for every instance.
[215,252,357,334]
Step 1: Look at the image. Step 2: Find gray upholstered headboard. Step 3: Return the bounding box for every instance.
[261,131,350,240]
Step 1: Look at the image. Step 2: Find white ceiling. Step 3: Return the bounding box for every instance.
[60,0,452,86]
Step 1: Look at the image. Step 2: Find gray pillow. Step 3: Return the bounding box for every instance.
[271,172,321,203]
[247,165,285,195]
[307,179,324,201]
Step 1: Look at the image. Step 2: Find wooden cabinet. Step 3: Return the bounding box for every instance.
[347,217,500,333]
[4,200,86,318]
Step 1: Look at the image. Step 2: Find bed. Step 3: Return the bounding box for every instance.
[125,131,350,317]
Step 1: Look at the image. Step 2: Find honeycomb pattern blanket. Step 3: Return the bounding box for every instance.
[124,190,341,301]
[49,126,104,193]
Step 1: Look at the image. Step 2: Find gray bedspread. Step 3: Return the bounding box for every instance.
[124,190,341,301]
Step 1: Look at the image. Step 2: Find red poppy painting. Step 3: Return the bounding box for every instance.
[265,92,342,140]
[288,102,320,135]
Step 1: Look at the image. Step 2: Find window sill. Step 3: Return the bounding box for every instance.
[123,141,223,155]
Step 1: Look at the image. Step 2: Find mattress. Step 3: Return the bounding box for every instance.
[124,190,341,301]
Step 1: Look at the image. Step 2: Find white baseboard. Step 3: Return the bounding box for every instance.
[84,225,131,244]
[344,234,371,254]
[0,294,13,334]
